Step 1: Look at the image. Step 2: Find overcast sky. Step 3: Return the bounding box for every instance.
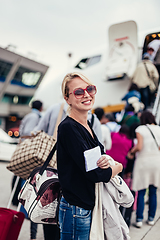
[0,0,160,85]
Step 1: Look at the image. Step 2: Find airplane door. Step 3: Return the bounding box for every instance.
[107,20,138,80]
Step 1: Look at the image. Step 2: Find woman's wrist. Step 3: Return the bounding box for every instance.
[130,148,136,154]
[130,151,135,155]
[111,162,123,177]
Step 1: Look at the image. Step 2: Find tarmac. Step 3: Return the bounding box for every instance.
[0,161,160,240]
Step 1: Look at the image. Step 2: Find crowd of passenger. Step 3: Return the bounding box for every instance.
[94,80,160,229]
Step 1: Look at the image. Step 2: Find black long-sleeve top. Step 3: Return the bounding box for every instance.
[57,116,112,210]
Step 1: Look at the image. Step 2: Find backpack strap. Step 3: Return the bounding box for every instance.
[143,62,151,78]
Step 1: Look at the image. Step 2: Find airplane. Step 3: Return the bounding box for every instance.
[33,20,160,113]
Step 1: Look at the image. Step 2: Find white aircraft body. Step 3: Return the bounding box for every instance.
[34,20,160,111]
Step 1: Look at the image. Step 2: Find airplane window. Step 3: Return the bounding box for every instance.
[75,55,101,69]
[75,58,89,69]
[87,55,101,67]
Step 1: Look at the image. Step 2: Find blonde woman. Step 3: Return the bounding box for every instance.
[57,72,122,240]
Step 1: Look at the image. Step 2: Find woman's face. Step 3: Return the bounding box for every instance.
[65,77,95,113]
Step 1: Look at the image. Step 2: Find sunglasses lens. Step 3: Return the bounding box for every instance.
[74,88,84,98]
[73,85,96,98]
[87,85,96,95]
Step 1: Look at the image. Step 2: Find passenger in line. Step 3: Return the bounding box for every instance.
[128,111,160,228]
[118,104,140,128]
[57,72,122,239]
[94,107,112,151]
[121,83,141,112]
[106,124,132,178]
[131,55,159,109]
[147,38,160,62]
[105,113,121,133]
[120,122,140,228]
[142,47,154,62]
[19,100,43,136]
[19,100,43,240]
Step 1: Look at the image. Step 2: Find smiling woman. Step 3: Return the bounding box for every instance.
[57,72,123,239]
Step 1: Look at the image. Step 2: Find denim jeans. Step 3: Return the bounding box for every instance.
[30,221,37,239]
[59,197,92,240]
[140,86,150,110]
[136,185,157,222]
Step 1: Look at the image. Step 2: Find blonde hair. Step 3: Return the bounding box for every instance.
[61,72,93,98]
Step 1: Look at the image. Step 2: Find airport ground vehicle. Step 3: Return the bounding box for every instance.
[0,128,17,161]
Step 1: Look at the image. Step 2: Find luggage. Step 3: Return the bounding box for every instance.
[0,208,25,240]
[18,143,62,225]
[6,130,57,180]
[0,176,25,240]
[6,103,64,180]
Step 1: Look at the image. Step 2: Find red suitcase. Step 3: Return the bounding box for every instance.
[0,177,25,240]
[0,208,25,240]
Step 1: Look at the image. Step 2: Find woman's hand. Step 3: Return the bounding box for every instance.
[111,162,123,177]
[127,151,135,159]
[97,155,110,169]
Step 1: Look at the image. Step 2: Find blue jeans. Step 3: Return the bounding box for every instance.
[140,86,150,110]
[59,197,92,240]
[30,221,38,239]
[136,185,157,222]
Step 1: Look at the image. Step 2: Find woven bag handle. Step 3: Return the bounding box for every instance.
[19,131,42,143]
[52,102,65,140]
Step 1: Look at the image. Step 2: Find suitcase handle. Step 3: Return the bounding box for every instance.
[7,176,20,209]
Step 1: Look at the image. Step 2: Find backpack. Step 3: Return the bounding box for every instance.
[18,143,62,225]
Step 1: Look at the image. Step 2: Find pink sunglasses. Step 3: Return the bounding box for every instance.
[69,85,97,99]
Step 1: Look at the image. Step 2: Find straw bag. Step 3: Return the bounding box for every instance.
[7,103,64,180]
